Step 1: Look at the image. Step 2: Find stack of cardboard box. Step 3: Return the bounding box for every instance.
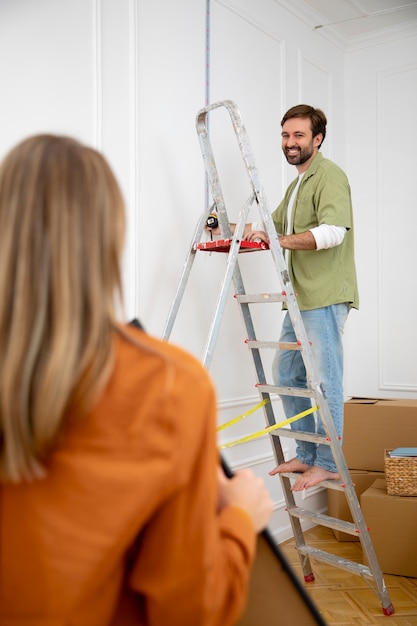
[327,397,417,577]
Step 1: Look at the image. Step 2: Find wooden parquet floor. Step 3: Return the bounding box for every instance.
[280,526,417,625]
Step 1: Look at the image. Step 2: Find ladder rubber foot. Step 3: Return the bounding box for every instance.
[382,603,395,616]
[304,573,315,583]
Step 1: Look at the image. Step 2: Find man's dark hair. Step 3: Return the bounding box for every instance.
[281,104,327,148]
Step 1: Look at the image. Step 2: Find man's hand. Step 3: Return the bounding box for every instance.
[205,216,270,244]
[242,229,269,243]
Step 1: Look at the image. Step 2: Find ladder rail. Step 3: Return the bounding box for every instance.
[164,99,394,616]
[202,196,255,368]
[162,208,213,341]
[197,101,315,575]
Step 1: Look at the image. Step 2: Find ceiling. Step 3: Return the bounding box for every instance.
[278,0,417,50]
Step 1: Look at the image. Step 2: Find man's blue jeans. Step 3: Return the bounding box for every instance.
[272,304,350,473]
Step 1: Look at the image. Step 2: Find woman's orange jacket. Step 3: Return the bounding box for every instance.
[0,325,255,625]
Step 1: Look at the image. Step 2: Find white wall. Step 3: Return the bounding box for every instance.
[345,33,417,400]
[0,0,416,543]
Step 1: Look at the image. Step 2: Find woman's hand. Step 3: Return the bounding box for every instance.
[217,467,273,533]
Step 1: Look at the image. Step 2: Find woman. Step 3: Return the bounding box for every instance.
[0,134,273,625]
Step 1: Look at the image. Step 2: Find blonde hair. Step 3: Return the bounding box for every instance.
[0,134,125,481]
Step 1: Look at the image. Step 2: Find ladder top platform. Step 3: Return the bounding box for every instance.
[195,238,269,253]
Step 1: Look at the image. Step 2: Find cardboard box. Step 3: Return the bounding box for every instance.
[343,398,417,471]
[360,478,417,578]
[327,470,383,541]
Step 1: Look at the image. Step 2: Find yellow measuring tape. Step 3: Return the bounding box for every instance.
[218,404,319,449]
[216,398,270,431]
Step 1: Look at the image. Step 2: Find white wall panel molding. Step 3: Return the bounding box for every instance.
[347,21,417,53]
[275,0,417,52]
[209,0,287,226]
[134,0,206,336]
[0,0,97,151]
[297,51,334,157]
[217,393,279,411]
[228,450,276,470]
[92,0,103,151]
[100,0,139,319]
[220,432,279,452]
[297,52,333,101]
[376,62,417,393]
[269,522,295,544]
[128,0,140,319]
[274,0,348,51]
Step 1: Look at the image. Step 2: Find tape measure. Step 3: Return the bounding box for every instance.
[206,213,218,229]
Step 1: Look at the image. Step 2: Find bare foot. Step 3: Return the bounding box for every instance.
[269,458,312,477]
[291,466,340,491]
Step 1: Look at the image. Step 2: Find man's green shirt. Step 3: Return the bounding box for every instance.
[271,153,359,311]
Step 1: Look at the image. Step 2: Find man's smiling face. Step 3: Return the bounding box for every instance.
[281,117,322,173]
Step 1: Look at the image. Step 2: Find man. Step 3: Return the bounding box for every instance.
[210,104,359,491]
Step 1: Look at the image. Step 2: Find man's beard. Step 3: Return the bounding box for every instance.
[283,144,314,165]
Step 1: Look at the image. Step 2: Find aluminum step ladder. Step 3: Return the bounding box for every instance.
[162,99,394,617]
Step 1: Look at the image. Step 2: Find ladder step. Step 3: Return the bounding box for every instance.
[280,473,347,491]
[246,340,302,351]
[256,383,315,398]
[235,292,286,304]
[297,545,374,580]
[270,429,330,445]
[287,506,360,536]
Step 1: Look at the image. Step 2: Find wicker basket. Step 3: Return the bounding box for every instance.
[384,449,417,496]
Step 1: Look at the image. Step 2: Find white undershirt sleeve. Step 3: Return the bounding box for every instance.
[310,224,347,250]
[251,221,265,231]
